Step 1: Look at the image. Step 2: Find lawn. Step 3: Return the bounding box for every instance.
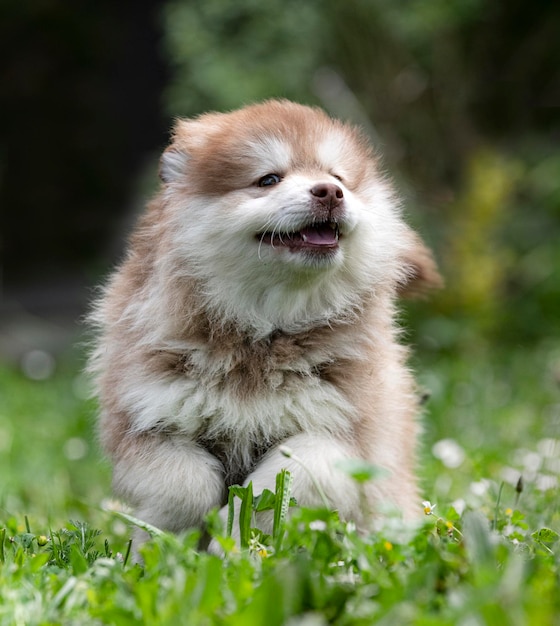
[0,340,559,625]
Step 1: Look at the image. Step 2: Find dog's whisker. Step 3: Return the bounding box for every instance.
[257,215,280,257]
[257,231,268,260]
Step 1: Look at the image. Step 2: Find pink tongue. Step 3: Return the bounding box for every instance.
[300,225,338,246]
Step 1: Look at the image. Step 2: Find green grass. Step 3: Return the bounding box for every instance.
[0,342,559,625]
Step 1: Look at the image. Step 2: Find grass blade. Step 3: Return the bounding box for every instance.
[239,481,253,549]
[227,487,236,538]
[273,469,293,544]
[107,510,165,538]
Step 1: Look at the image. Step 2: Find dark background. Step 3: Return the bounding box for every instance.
[1,0,168,320]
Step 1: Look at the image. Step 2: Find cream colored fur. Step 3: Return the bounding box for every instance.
[88,100,440,545]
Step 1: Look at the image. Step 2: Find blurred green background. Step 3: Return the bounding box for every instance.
[0,0,559,526]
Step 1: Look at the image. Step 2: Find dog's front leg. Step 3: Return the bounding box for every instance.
[222,432,362,543]
[112,433,226,545]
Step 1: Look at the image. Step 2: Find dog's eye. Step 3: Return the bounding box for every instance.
[258,173,282,187]
[331,173,344,183]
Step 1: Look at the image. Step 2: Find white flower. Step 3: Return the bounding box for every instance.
[422,500,436,515]
[451,498,466,516]
[469,479,491,496]
[279,445,294,458]
[248,535,271,558]
[345,521,356,533]
[432,438,465,468]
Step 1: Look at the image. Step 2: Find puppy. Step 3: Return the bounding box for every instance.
[88,100,441,542]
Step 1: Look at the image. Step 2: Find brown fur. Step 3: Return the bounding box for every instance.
[89,100,441,540]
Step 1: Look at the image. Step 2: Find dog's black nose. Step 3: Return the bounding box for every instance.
[311,183,344,208]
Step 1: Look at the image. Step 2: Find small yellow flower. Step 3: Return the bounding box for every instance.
[384,541,393,551]
[249,535,271,558]
[422,500,436,515]
[505,508,513,516]
[445,521,454,530]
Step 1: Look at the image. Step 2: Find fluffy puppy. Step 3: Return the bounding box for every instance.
[88,99,441,541]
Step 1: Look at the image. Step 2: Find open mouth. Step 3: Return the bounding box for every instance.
[258,220,340,252]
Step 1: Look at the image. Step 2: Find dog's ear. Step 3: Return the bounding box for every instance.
[160,146,189,183]
[398,230,443,298]
[160,115,224,184]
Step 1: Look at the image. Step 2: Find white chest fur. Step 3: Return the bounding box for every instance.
[121,337,357,450]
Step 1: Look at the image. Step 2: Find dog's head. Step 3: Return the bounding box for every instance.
[156,100,440,332]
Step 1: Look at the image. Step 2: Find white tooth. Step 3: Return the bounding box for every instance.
[302,234,308,242]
